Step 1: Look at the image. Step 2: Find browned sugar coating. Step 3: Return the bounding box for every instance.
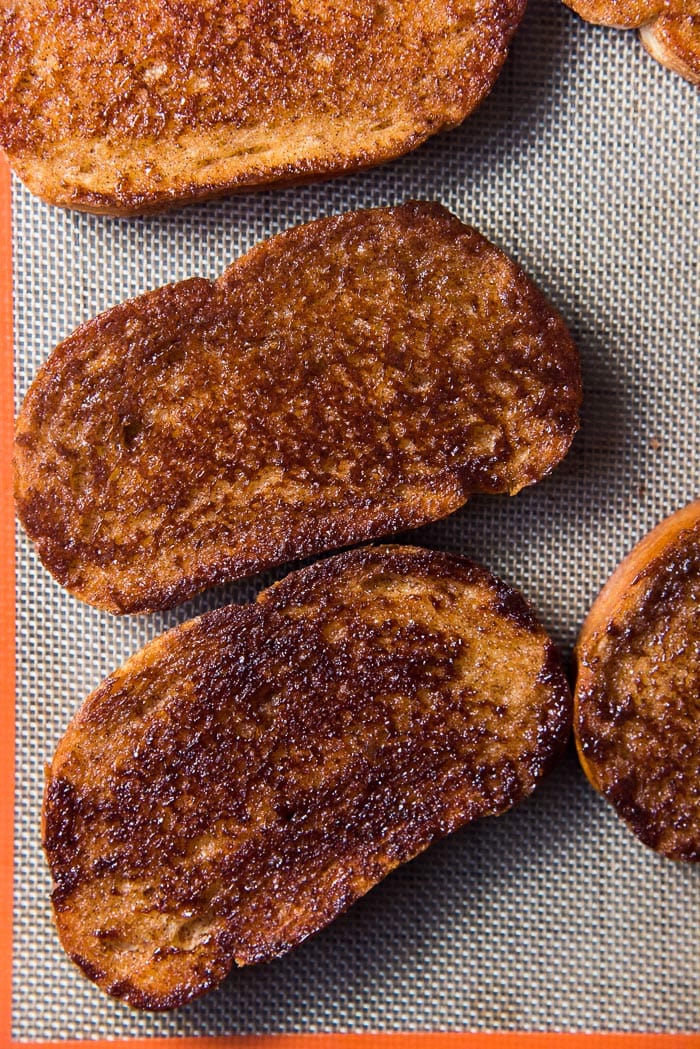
[0,0,526,214]
[14,202,581,615]
[43,545,572,1010]
[575,513,700,861]
[563,0,664,27]
[640,5,700,83]
[563,0,700,84]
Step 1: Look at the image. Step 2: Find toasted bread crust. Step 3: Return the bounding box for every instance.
[43,544,572,1009]
[14,202,581,615]
[563,0,664,28]
[563,0,700,84]
[639,7,700,83]
[575,501,700,861]
[0,0,526,214]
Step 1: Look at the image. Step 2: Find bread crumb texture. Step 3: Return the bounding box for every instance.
[0,0,527,212]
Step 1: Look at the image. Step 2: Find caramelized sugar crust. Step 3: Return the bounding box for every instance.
[576,511,700,861]
[0,0,527,212]
[43,545,572,1008]
[562,0,664,27]
[14,203,581,614]
[639,5,700,83]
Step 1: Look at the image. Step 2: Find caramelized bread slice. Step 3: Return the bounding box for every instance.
[43,544,572,1009]
[0,0,526,215]
[562,0,664,27]
[563,0,700,84]
[14,202,581,615]
[639,5,700,84]
[575,501,700,861]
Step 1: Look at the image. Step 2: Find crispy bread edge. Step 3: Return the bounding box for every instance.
[574,500,700,850]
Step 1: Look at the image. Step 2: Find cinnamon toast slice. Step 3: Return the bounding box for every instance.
[14,202,581,615]
[43,544,572,1009]
[0,0,526,215]
[575,501,700,861]
[639,4,700,84]
[563,0,700,84]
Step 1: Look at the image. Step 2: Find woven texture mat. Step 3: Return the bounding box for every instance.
[11,0,700,1038]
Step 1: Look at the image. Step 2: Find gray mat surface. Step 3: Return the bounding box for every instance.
[12,0,700,1038]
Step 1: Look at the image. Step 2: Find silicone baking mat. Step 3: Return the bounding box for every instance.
[5,0,699,1042]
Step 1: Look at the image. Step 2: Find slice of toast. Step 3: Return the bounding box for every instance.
[639,6,700,84]
[562,0,664,28]
[563,0,700,84]
[575,501,700,861]
[43,544,572,1009]
[14,202,581,615]
[0,0,526,215]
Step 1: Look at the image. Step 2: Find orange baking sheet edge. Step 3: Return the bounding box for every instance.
[7,1035,700,1047]
[0,168,696,1049]
[1,156,16,1049]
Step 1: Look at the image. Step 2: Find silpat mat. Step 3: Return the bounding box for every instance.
[7,0,699,1041]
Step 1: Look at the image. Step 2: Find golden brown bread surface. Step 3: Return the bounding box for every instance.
[639,4,700,82]
[563,0,664,26]
[563,0,700,84]
[14,202,581,615]
[575,501,700,862]
[0,0,526,214]
[43,544,572,1009]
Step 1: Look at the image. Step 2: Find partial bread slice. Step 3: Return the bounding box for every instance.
[0,0,526,215]
[14,202,581,615]
[563,0,700,84]
[43,544,572,1009]
[562,0,664,28]
[639,7,700,84]
[575,501,700,861]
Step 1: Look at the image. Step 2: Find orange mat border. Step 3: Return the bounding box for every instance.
[0,159,696,1047]
[1,155,16,1048]
[8,1038,700,1049]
